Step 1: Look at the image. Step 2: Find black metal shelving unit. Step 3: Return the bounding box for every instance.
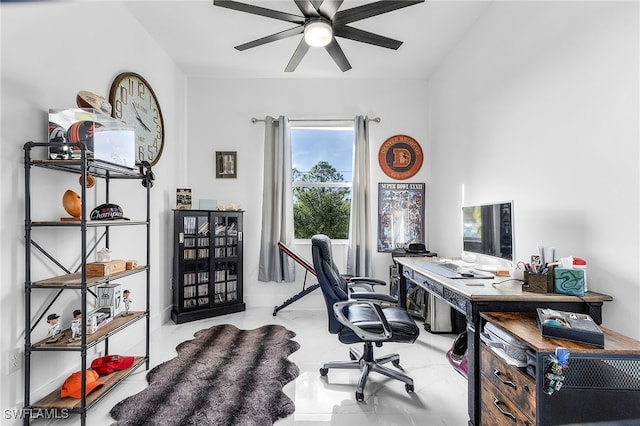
[23,142,152,425]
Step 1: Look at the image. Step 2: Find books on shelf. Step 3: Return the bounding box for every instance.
[537,308,604,347]
[176,188,192,210]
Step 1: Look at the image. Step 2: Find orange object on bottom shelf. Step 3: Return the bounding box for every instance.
[30,356,146,410]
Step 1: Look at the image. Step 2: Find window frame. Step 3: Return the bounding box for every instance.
[290,123,354,241]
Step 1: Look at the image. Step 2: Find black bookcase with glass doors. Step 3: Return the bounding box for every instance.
[171,209,245,323]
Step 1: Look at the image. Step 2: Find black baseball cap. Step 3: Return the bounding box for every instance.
[47,313,59,321]
[90,203,129,221]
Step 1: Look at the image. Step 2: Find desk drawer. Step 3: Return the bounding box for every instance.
[481,380,534,426]
[482,344,536,421]
[402,268,414,281]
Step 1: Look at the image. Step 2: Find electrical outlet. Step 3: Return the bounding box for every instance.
[7,349,22,374]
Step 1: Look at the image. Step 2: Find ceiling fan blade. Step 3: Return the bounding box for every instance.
[235,26,304,51]
[294,0,319,17]
[334,25,402,50]
[325,38,352,72]
[334,0,424,25]
[318,0,343,19]
[214,0,305,25]
[285,39,311,72]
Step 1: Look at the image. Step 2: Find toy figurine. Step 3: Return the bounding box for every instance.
[68,309,82,342]
[45,313,63,343]
[122,290,132,316]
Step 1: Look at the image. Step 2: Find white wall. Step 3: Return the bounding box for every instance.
[186,77,429,307]
[427,1,639,338]
[1,2,186,415]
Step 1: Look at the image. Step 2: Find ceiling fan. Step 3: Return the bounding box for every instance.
[213,0,425,72]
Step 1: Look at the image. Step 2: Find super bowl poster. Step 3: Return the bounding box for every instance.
[377,183,425,252]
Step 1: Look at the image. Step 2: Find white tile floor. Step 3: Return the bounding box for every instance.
[39,306,468,426]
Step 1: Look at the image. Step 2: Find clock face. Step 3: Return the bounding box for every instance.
[109,72,164,166]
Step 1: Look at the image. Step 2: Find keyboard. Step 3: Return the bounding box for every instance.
[414,261,494,279]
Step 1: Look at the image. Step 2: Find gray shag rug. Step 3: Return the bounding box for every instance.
[110,324,300,426]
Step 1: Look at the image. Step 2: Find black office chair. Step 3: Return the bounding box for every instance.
[311,234,420,401]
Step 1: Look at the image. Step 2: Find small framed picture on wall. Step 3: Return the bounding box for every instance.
[216,151,237,178]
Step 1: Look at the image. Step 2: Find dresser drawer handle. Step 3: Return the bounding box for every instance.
[493,369,516,388]
[493,397,517,422]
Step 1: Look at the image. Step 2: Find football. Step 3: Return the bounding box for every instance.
[76,90,112,116]
[79,174,95,189]
[62,189,82,218]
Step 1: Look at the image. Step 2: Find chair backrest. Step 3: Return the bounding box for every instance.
[311,234,349,334]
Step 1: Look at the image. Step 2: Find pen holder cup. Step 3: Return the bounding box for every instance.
[523,267,554,293]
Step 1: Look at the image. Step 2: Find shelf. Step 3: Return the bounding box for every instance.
[31,311,146,350]
[30,356,147,411]
[481,311,640,354]
[30,267,148,289]
[30,220,148,227]
[28,157,142,180]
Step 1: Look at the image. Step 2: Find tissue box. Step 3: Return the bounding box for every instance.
[553,268,585,296]
[96,283,122,315]
[48,108,135,168]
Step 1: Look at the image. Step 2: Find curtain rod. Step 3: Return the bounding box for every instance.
[251,117,381,123]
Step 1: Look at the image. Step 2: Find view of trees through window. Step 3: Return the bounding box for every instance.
[291,126,354,239]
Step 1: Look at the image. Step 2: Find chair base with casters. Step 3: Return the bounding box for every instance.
[320,341,414,401]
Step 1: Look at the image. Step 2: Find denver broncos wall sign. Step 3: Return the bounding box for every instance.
[378,134,423,180]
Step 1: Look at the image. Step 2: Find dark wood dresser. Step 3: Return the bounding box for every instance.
[480,312,640,425]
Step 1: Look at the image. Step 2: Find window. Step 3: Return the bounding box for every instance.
[291,124,354,239]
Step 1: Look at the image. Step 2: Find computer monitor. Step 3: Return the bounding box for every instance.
[462,201,514,263]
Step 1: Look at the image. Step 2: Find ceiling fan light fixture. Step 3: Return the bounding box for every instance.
[304,19,332,47]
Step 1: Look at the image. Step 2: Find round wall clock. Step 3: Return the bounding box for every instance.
[378,134,423,180]
[109,72,164,166]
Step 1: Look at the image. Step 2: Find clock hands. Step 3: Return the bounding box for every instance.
[132,103,151,132]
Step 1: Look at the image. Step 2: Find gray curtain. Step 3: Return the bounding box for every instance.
[258,116,296,282]
[346,115,372,276]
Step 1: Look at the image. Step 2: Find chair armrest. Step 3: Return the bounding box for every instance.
[332,299,392,341]
[349,276,387,286]
[351,292,397,304]
[348,277,386,293]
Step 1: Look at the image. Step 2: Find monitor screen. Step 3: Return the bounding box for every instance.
[462,201,514,262]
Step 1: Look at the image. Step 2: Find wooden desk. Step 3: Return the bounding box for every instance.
[394,257,613,426]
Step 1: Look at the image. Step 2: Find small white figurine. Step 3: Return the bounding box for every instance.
[45,313,63,343]
[68,309,82,342]
[122,290,132,316]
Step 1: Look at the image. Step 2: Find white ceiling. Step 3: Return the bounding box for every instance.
[124,0,491,79]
